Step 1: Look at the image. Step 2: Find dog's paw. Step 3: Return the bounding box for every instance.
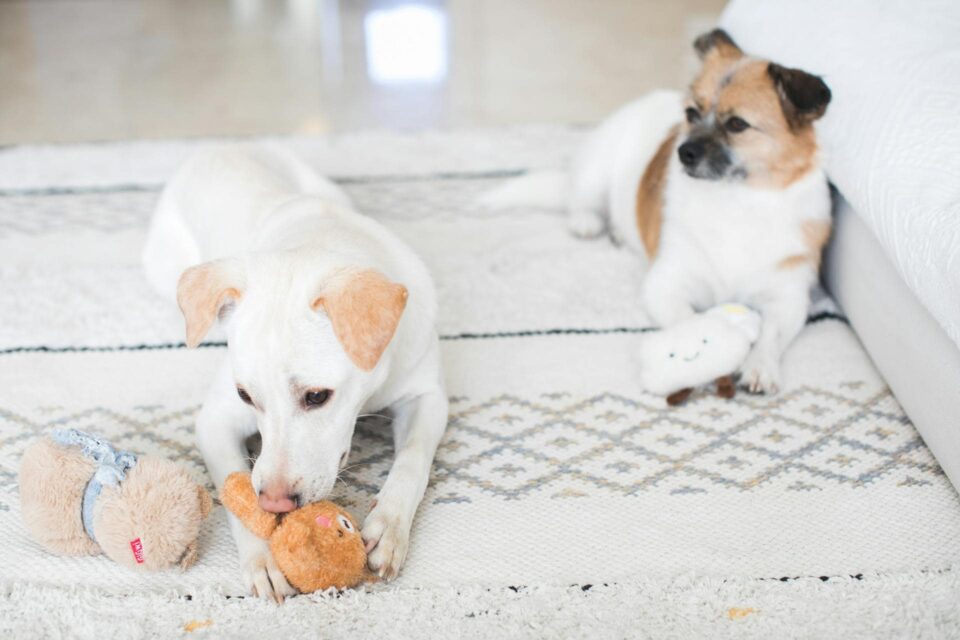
[362,503,410,581]
[567,209,606,239]
[740,350,781,395]
[239,536,297,603]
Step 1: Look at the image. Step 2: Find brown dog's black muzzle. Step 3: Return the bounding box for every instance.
[678,134,732,179]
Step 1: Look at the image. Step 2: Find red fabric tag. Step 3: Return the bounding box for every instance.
[130,537,145,564]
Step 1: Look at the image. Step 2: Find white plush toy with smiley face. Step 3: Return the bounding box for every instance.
[639,304,762,405]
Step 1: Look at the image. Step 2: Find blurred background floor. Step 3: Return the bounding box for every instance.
[0,0,725,144]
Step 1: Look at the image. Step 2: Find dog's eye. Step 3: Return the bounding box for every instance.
[336,514,354,532]
[236,387,253,405]
[725,116,749,133]
[685,107,701,123]
[304,389,333,409]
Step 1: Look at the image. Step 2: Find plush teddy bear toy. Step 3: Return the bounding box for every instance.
[639,304,762,405]
[220,472,374,594]
[19,429,212,570]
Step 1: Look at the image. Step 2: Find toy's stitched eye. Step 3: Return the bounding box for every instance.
[337,514,354,532]
[304,389,333,409]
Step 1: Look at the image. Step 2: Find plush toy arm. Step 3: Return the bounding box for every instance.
[197,484,213,519]
[221,472,278,539]
[666,388,694,406]
[715,375,736,399]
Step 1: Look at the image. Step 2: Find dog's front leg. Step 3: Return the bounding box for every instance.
[740,279,810,395]
[641,258,697,328]
[196,361,296,602]
[362,387,448,580]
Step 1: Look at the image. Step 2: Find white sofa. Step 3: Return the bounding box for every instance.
[721,0,960,489]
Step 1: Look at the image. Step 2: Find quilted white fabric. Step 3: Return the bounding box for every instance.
[721,0,960,349]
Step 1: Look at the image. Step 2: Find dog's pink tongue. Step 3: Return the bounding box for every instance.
[258,494,296,514]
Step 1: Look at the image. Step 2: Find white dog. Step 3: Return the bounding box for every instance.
[483,29,832,394]
[142,146,448,600]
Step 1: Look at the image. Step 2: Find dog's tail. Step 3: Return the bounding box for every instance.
[476,169,567,211]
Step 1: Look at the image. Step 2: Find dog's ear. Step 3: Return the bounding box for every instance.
[176,258,245,348]
[693,28,743,62]
[312,268,408,372]
[767,63,831,129]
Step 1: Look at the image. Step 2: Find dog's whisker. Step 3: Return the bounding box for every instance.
[357,413,393,422]
[337,462,366,474]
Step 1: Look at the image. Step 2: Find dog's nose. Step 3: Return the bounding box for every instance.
[678,141,704,167]
[258,484,299,513]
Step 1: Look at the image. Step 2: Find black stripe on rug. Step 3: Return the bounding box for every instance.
[0,312,848,355]
[0,169,529,198]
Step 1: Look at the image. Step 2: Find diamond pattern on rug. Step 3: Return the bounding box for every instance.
[0,383,945,514]
[426,386,945,501]
[0,191,158,237]
[0,383,944,515]
[0,177,500,237]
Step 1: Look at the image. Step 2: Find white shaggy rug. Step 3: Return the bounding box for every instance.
[0,129,958,638]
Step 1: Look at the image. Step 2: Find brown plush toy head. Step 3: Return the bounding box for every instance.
[221,472,373,593]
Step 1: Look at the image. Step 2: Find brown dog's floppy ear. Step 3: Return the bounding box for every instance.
[312,268,408,372]
[693,28,743,61]
[767,63,832,130]
[176,258,245,348]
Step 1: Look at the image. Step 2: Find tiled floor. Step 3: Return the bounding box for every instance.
[0,0,725,144]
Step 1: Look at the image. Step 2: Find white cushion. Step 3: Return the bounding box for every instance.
[721,0,960,350]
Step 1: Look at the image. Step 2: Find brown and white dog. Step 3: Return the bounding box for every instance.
[483,29,832,394]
